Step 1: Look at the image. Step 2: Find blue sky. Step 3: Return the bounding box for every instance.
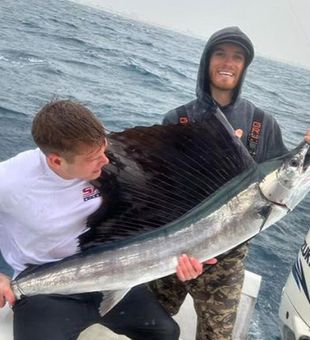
[72,0,310,69]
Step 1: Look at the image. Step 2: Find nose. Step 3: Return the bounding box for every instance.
[101,153,110,167]
[223,54,234,66]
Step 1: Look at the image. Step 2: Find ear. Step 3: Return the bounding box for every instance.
[46,152,63,170]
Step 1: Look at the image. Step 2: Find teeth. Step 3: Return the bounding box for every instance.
[219,71,233,76]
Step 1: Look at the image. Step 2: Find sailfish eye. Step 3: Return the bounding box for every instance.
[289,159,299,167]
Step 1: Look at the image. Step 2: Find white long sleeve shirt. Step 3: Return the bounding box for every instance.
[0,149,102,276]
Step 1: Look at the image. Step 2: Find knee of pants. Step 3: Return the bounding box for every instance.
[157,318,180,340]
[119,318,180,340]
[110,317,180,340]
[13,294,90,340]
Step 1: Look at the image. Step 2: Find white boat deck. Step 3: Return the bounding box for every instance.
[0,271,261,340]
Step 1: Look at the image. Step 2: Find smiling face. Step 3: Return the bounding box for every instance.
[208,43,246,104]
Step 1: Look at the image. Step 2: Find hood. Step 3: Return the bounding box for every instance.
[196,26,254,104]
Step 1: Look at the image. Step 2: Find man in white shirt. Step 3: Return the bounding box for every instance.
[0,100,180,340]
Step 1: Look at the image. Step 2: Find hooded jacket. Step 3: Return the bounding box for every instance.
[163,26,288,163]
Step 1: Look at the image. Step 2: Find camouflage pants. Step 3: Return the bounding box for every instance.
[149,245,248,340]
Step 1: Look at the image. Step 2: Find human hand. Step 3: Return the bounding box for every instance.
[304,128,310,144]
[203,258,218,265]
[176,254,217,282]
[0,273,15,308]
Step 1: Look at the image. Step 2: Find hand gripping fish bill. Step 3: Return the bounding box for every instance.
[11,108,310,315]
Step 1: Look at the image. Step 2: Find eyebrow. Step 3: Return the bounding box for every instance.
[213,47,245,55]
[84,142,108,160]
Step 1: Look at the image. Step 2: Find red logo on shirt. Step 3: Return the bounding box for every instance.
[82,186,101,202]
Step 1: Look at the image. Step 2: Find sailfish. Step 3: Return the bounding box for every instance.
[11,108,310,315]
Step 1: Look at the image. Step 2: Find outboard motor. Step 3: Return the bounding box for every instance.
[279,228,310,340]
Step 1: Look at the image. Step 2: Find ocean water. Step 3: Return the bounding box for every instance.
[0,0,310,338]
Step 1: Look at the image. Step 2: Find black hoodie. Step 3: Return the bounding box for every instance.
[163,26,288,163]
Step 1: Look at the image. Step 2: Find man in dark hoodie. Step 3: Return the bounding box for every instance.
[150,26,310,340]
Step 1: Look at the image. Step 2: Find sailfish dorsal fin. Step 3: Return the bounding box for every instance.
[80,110,256,249]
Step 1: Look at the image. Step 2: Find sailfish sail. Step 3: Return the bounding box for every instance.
[81,109,256,248]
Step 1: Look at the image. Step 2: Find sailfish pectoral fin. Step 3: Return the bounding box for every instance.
[257,205,273,232]
[98,288,131,317]
[257,204,288,232]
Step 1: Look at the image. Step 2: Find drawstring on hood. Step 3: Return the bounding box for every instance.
[196,26,254,105]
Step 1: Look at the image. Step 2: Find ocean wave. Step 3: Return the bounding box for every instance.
[0,49,46,66]
[0,105,28,118]
[59,57,101,70]
[121,58,168,83]
[121,52,193,82]
[48,17,79,30]
[125,36,155,48]
[0,55,9,62]
[41,64,65,76]
[21,20,41,30]
[245,79,301,110]
[52,34,88,47]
